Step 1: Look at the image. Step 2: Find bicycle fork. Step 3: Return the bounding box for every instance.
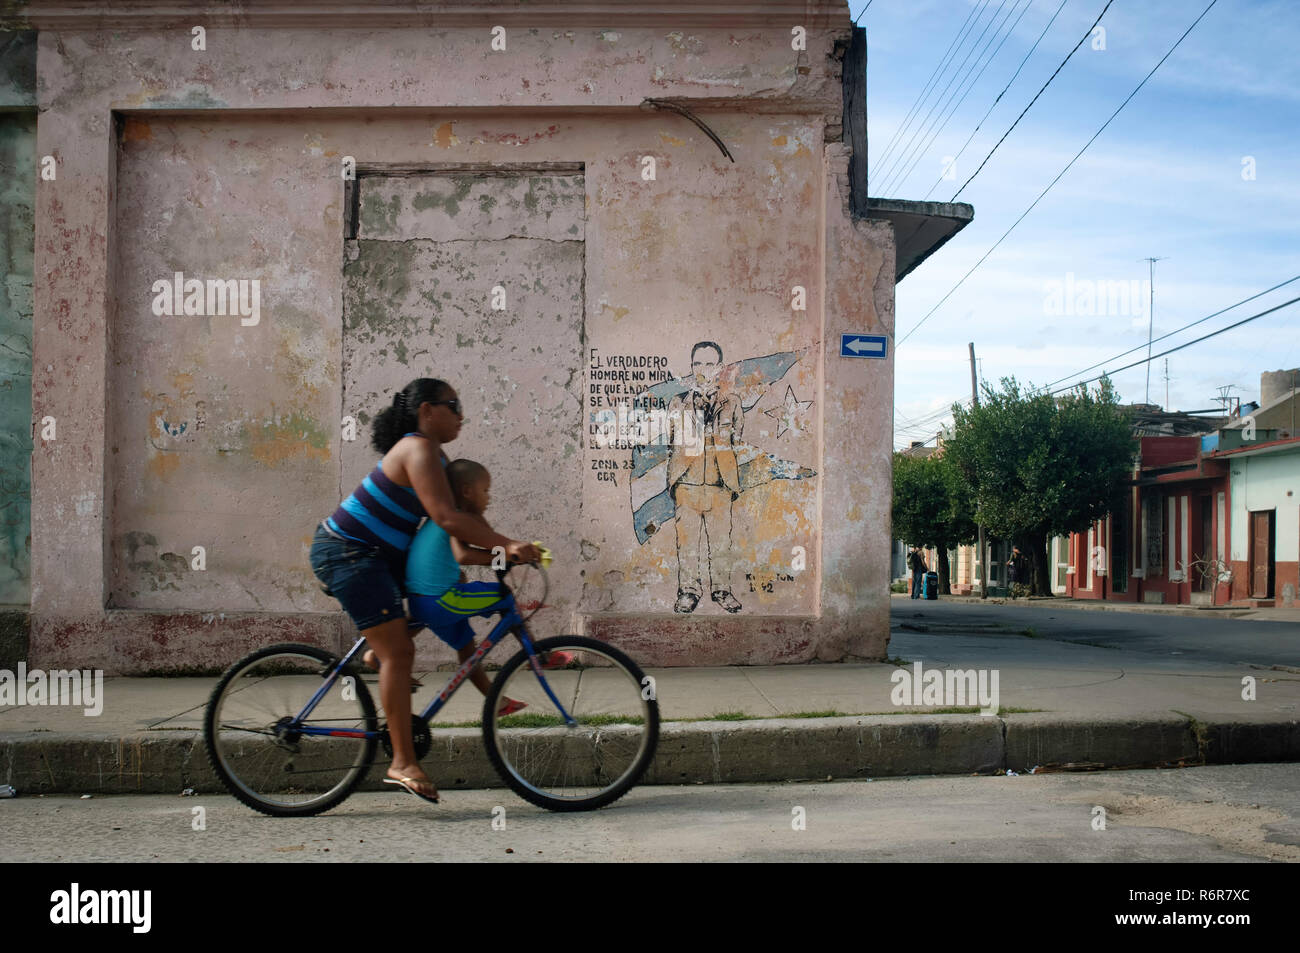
[513,626,578,728]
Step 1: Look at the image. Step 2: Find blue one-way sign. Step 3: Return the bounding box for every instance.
[840,333,887,359]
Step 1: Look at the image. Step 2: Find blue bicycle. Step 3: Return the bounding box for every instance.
[203,554,659,816]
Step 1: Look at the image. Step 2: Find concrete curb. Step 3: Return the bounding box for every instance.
[4,713,1298,796]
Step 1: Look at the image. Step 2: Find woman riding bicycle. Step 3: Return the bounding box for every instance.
[309,378,538,803]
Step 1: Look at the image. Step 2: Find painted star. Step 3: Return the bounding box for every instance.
[764,385,814,437]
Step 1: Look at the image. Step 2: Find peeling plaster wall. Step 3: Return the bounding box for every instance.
[26,10,897,670]
[109,115,341,610]
[0,111,35,605]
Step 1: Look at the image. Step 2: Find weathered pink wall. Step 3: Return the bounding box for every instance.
[26,1,895,671]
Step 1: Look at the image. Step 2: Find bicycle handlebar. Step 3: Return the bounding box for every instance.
[495,542,552,578]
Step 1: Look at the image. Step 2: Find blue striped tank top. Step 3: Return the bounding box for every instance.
[325,432,447,558]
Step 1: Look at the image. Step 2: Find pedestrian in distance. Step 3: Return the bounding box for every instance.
[1007,546,1024,598]
[908,546,927,599]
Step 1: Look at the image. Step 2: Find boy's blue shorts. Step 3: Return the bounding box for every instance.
[408,581,510,651]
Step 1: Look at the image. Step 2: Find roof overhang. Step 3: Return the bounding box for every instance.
[866,197,975,282]
[1210,437,1300,460]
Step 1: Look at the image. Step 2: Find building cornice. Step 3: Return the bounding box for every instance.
[5,0,852,31]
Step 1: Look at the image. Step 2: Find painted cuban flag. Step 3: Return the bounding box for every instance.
[628,348,818,545]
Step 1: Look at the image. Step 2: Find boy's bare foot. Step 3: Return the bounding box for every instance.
[385,764,439,802]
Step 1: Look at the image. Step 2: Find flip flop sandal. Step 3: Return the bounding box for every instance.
[383,776,440,804]
[497,697,529,716]
[538,651,574,670]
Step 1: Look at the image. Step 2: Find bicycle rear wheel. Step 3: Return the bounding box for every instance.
[203,643,377,817]
[482,635,659,812]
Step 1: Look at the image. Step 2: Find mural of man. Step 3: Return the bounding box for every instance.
[666,341,743,613]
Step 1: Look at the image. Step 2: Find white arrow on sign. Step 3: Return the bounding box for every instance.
[847,337,884,354]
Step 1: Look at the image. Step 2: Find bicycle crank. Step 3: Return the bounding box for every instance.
[380,715,433,760]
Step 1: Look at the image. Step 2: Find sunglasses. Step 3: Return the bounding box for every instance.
[429,398,463,417]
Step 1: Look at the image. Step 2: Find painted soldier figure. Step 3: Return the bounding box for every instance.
[666,341,743,613]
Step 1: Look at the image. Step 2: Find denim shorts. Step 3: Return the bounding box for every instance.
[309,523,407,632]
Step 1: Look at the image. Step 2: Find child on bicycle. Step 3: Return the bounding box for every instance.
[396,458,570,715]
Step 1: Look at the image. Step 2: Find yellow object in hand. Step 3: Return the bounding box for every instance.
[532,542,553,568]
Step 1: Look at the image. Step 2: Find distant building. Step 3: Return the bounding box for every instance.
[1060,370,1299,608]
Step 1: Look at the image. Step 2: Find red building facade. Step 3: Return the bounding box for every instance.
[1064,437,1232,606]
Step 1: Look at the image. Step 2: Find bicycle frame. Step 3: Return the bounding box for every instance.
[290,578,576,740]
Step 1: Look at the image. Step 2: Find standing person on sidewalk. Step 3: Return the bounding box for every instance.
[1006,546,1024,598]
[908,546,927,599]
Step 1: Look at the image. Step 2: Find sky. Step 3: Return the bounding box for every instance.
[853,0,1300,450]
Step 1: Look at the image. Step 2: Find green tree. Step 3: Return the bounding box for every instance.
[892,450,977,595]
[943,376,1136,595]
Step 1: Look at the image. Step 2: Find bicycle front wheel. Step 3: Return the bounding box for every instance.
[203,643,378,817]
[483,635,660,812]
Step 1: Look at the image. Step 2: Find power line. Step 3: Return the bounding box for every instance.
[950,0,1115,202]
[876,0,1016,195]
[1048,295,1300,395]
[874,0,992,179]
[875,0,989,175]
[853,0,873,25]
[897,0,1220,348]
[885,0,1034,196]
[1043,274,1300,390]
[894,397,975,439]
[922,0,1071,201]
[896,395,972,427]
[880,0,1033,197]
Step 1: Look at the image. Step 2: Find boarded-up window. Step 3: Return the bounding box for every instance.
[342,168,585,635]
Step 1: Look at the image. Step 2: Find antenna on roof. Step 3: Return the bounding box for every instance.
[1214,384,1238,416]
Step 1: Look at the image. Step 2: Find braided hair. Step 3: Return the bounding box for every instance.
[370,378,450,452]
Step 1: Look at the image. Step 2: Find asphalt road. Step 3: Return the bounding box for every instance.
[3,764,1296,862]
[891,599,1300,668]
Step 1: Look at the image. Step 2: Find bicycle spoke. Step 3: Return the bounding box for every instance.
[205,647,377,815]
[485,640,658,810]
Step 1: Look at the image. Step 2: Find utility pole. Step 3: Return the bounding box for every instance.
[970,342,987,600]
[1163,357,1170,410]
[1141,257,1165,404]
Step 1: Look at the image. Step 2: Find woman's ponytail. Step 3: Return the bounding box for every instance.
[370,378,449,453]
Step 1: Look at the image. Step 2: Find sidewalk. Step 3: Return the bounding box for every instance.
[3,630,1298,794]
